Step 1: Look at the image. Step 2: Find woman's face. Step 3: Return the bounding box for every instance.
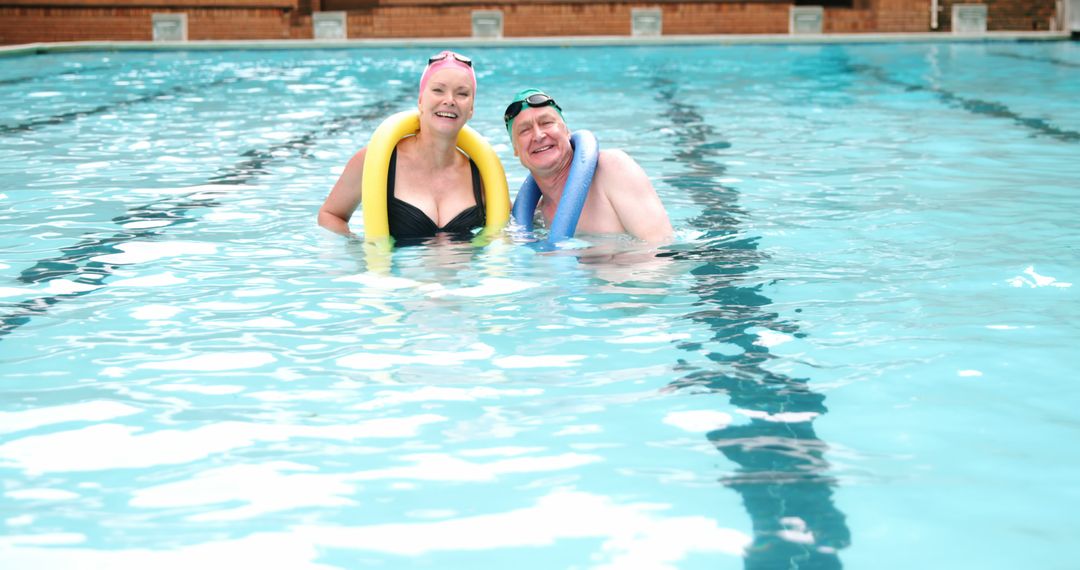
[418,67,474,134]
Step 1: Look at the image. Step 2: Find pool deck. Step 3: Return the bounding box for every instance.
[0,31,1072,57]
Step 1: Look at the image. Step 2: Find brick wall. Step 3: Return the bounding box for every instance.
[371,5,474,37]
[0,6,301,44]
[663,3,792,34]
[346,9,376,36]
[937,0,1056,30]
[1,7,149,43]
[824,7,877,32]
[874,0,930,31]
[349,3,788,38]
[0,0,1063,45]
[503,4,629,36]
[347,2,843,37]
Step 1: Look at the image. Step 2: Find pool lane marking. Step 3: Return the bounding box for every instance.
[649,74,852,566]
[988,51,1080,69]
[1,58,349,135]
[0,87,410,341]
[0,76,241,136]
[14,82,410,284]
[850,62,1080,143]
[0,65,115,88]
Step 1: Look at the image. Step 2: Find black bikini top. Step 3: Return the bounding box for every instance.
[386,148,485,242]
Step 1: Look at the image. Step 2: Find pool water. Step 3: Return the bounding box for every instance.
[1,41,1078,569]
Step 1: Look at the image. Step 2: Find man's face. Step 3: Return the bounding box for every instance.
[511,106,571,173]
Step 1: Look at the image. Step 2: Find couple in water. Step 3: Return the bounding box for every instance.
[318,51,672,245]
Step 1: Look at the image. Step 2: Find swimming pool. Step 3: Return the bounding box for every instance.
[1,40,1078,569]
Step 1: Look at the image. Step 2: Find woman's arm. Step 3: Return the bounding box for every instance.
[318,147,368,237]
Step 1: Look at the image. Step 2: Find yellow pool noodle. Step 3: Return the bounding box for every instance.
[360,109,509,241]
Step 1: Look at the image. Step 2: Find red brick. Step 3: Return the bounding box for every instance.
[0,0,1062,45]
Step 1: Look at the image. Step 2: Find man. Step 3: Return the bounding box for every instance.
[504,88,673,243]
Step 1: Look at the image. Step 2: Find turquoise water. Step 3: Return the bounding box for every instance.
[1,42,1078,569]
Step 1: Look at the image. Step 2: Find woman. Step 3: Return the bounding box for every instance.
[318,51,486,241]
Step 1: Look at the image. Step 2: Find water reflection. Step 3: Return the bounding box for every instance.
[0,77,241,137]
[651,74,851,569]
[0,64,115,88]
[846,60,1080,143]
[1,83,411,341]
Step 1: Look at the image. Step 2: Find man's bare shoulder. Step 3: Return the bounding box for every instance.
[595,148,653,192]
[593,148,672,243]
[597,148,639,169]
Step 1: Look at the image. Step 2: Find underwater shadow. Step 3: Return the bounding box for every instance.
[650,74,851,569]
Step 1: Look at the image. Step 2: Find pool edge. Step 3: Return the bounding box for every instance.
[0,31,1073,57]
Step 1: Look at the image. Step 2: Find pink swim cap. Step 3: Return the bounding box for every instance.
[419,51,476,99]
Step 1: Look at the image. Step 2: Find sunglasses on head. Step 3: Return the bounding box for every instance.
[503,93,562,127]
[427,52,472,67]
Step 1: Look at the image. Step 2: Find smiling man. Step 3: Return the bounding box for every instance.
[504,88,673,244]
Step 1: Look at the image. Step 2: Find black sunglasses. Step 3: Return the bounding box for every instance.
[427,52,472,67]
[503,93,562,127]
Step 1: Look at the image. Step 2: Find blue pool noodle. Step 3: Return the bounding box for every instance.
[511,130,599,245]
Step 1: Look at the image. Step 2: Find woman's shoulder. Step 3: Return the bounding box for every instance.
[345,146,369,170]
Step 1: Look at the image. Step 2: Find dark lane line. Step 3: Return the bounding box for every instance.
[989,51,1080,69]
[0,193,223,341]
[0,86,410,341]
[0,65,115,88]
[652,74,851,569]
[0,76,241,136]
[850,62,1080,143]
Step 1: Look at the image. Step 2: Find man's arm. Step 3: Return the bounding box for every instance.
[598,150,673,243]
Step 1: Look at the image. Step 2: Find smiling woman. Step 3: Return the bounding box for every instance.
[362,109,509,241]
[318,50,508,244]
